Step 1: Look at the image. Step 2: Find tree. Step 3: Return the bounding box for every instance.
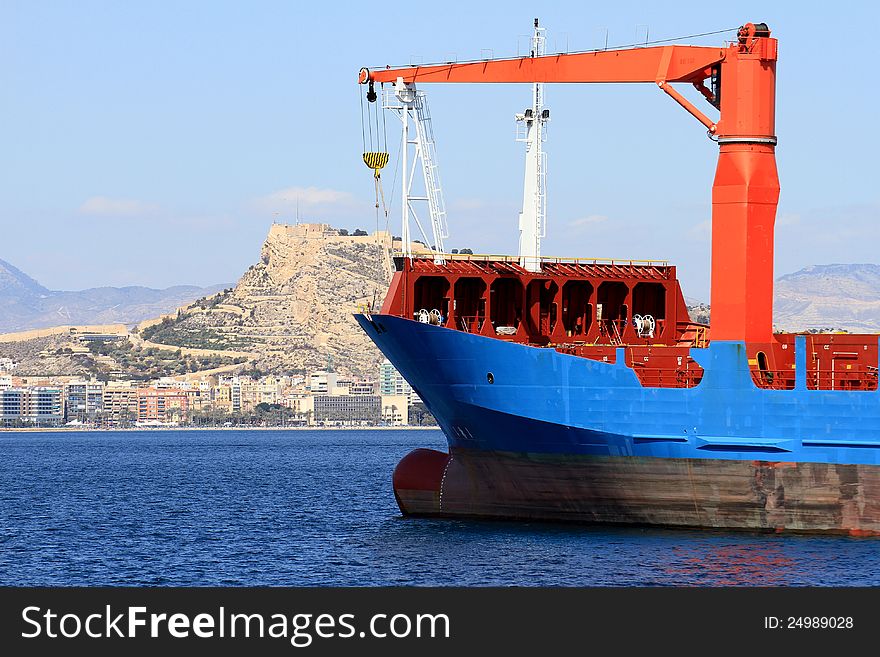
[410,402,437,426]
[338,229,349,236]
[460,248,473,255]
[353,229,368,236]
[121,409,138,428]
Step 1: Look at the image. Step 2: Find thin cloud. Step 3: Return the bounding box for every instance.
[252,186,361,216]
[78,196,158,217]
[568,214,608,228]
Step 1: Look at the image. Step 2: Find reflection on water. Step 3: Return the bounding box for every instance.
[0,429,876,587]
[664,542,799,586]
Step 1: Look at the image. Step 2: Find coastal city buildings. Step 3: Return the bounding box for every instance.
[137,387,189,424]
[64,380,104,423]
[0,360,427,428]
[314,394,381,424]
[103,383,138,425]
[0,386,64,427]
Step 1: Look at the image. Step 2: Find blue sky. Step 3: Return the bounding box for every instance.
[2,1,878,301]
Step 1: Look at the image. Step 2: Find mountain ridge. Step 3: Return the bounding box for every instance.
[0,258,50,297]
[774,263,880,332]
[0,258,226,333]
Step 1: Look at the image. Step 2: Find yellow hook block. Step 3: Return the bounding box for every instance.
[362,152,389,174]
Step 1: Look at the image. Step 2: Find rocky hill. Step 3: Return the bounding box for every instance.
[773,264,880,332]
[139,223,393,380]
[0,258,224,333]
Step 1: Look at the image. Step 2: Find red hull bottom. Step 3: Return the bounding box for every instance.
[393,448,880,536]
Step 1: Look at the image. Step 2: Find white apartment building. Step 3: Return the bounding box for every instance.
[378,359,421,404]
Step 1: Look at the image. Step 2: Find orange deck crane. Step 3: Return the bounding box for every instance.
[359,22,779,345]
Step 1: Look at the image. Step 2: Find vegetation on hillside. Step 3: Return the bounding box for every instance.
[83,340,245,380]
[141,316,254,351]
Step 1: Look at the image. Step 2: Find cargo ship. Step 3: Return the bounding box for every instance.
[355,22,880,535]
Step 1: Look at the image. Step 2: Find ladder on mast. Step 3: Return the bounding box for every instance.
[412,92,449,260]
[385,80,449,264]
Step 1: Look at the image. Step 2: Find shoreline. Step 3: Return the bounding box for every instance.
[0,425,441,432]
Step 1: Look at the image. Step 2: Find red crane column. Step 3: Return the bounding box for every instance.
[710,25,779,343]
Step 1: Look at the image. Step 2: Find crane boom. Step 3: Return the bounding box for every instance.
[360,23,780,344]
[361,44,722,85]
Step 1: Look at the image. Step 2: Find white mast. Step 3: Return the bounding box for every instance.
[386,78,449,264]
[516,18,549,273]
[400,89,411,260]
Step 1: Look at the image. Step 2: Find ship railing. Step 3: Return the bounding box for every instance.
[748,368,880,391]
[552,348,707,388]
[806,369,879,391]
[630,367,704,389]
[749,370,796,390]
[398,251,669,267]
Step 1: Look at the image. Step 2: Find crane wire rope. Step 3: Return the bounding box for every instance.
[384,131,402,237]
[359,82,392,309]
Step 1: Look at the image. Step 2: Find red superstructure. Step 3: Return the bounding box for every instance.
[383,255,691,344]
[382,252,707,387]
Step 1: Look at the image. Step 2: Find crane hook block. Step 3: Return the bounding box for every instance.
[363,152,389,175]
[366,80,378,103]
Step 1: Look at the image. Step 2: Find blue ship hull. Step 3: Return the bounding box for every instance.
[357,313,880,534]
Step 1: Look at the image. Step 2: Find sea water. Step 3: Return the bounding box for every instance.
[1,429,876,586]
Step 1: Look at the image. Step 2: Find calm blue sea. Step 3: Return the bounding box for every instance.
[0,429,877,586]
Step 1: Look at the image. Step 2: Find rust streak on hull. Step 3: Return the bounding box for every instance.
[394,448,880,536]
